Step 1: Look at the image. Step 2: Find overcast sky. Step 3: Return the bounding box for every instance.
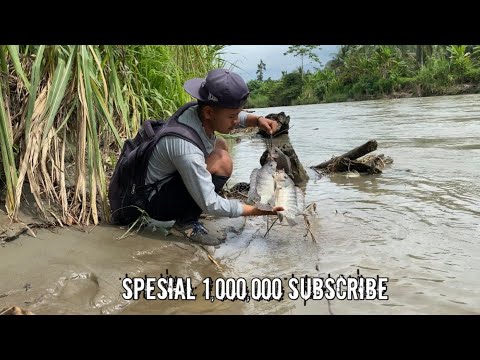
[221,45,340,81]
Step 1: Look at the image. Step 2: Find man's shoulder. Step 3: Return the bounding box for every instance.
[177,104,200,126]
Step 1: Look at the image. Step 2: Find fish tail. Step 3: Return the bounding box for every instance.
[278,212,284,223]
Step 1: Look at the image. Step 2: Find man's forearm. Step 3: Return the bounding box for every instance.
[245,113,264,127]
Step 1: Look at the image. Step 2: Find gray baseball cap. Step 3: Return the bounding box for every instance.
[183,68,250,108]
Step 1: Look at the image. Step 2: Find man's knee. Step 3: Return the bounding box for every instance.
[215,137,228,152]
[206,149,232,177]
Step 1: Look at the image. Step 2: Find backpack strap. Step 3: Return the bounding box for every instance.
[154,102,209,158]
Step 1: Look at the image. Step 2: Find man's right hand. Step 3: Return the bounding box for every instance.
[242,204,284,217]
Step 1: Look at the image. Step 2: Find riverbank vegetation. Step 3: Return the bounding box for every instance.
[0,45,225,225]
[247,45,480,108]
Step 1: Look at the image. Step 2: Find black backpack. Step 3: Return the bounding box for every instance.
[108,102,207,225]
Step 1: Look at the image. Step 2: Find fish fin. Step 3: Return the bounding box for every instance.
[285,157,292,175]
[247,169,259,204]
[268,192,277,208]
[295,187,305,214]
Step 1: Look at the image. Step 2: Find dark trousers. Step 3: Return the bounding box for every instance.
[144,172,229,224]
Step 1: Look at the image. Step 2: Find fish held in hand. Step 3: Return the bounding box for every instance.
[274,169,305,226]
[248,160,277,211]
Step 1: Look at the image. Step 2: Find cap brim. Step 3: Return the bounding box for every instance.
[183,78,206,101]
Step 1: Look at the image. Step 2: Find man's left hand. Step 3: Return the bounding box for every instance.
[258,117,278,135]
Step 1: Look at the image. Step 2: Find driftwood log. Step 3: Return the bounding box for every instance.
[311,140,392,175]
[325,158,382,174]
[313,140,378,169]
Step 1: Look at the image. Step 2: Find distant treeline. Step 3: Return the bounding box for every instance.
[246,45,480,108]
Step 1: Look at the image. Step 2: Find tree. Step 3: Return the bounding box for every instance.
[278,71,303,105]
[416,45,433,67]
[283,45,322,79]
[256,59,266,81]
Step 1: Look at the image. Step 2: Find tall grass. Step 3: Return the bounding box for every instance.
[0,45,225,225]
[0,47,18,215]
